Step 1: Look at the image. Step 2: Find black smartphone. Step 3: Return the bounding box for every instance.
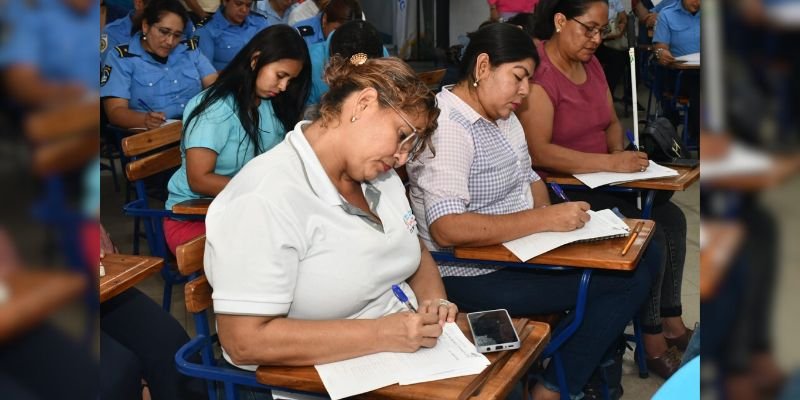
[466,309,521,353]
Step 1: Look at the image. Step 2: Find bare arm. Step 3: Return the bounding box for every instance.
[519,84,648,174]
[653,42,676,65]
[103,97,165,130]
[605,89,625,153]
[407,241,457,324]
[216,311,443,366]
[185,148,231,197]
[429,201,590,248]
[3,66,85,108]
[201,72,218,88]
[531,179,551,208]
[520,84,613,173]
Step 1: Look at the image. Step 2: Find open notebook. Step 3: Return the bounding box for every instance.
[314,323,489,400]
[572,161,679,189]
[502,209,631,262]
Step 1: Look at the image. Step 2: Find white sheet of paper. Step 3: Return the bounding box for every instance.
[502,209,630,262]
[314,323,489,399]
[572,161,679,189]
[675,52,700,66]
[699,142,773,181]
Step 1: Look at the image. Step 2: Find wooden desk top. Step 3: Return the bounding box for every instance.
[454,219,655,271]
[702,155,800,192]
[100,253,163,303]
[172,198,213,216]
[0,270,86,342]
[700,222,744,301]
[544,165,699,191]
[256,315,550,400]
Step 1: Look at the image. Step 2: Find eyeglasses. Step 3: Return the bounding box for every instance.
[570,18,611,39]
[152,25,184,41]
[385,102,425,159]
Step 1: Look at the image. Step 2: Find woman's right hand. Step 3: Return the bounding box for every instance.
[610,151,649,173]
[377,311,443,353]
[143,111,166,130]
[542,201,591,232]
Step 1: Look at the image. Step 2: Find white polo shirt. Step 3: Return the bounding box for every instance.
[204,121,421,370]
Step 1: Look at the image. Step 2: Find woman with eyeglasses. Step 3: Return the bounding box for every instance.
[163,24,311,255]
[518,0,692,380]
[195,0,269,71]
[202,55,457,391]
[101,0,217,130]
[406,23,657,400]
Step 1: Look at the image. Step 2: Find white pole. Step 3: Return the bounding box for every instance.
[628,47,640,146]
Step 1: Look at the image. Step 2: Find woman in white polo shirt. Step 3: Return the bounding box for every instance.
[204,54,456,373]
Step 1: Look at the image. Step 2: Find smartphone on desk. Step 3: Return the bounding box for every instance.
[466,309,521,353]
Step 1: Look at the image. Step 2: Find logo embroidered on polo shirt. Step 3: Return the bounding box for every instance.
[402,210,417,234]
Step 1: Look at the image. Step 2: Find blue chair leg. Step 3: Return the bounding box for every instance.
[224,382,238,400]
[634,319,649,378]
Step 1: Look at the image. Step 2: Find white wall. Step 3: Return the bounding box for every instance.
[449,0,489,46]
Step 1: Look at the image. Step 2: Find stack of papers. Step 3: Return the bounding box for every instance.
[675,52,700,66]
[700,142,773,181]
[503,209,631,262]
[572,162,679,189]
[315,323,490,400]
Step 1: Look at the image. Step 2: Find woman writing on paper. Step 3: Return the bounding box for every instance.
[517,0,692,379]
[203,55,457,376]
[406,23,658,400]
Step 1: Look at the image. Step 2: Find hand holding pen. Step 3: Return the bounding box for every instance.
[137,99,167,130]
[384,284,443,352]
[609,130,649,173]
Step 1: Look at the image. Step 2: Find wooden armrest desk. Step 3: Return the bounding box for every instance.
[100,253,163,303]
[172,198,213,216]
[256,315,550,400]
[544,166,699,219]
[0,270,86,342]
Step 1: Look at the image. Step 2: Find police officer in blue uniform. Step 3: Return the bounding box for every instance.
[102,0,196,63]
[293,0,361,46]
[196,0,270,71]
[101,0,217,130]
[255,0,297,25]
[0,0,99,107]
[305,20,385,108]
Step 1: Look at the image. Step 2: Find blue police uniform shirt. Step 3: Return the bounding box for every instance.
[293,14,324,45]
[102,12,197,63]
[256,2,298,25]
[100,33,216,119]
[653,0,700,57]
[306,32,390,106]
[0,0,99,90]
[196,8,270,71]
[165,92,286,209]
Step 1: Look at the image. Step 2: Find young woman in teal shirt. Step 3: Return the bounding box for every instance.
[163,24,311,254]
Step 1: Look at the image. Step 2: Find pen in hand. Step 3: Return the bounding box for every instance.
[549,182,570,202]
[391,284,417,313]
[137,99,166,121]
[625,129,640,152]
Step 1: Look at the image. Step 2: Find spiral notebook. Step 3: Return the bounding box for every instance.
[502,209,631,262]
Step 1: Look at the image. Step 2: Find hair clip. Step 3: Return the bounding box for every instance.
[349,53,368,66]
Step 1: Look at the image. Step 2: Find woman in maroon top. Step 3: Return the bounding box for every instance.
[518,0,692,381]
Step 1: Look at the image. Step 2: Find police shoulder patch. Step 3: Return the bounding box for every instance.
[297,25,315,37]
[196,13,213,28]
[181,37,199,50]
[114,45,135,58]
[100,33,108,53]
[100,65,112,87]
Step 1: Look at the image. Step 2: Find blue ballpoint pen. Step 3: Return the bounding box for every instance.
[138,99,166,121]
[625,129,640,152]
[391,284,417,313]
[549,182,570,202]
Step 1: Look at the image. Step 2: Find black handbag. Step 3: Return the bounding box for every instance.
[633,117,687,162]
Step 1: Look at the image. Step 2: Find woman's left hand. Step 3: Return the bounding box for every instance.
[419,298,458,326]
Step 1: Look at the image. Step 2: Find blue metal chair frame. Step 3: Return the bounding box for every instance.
[175,273,330,400]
